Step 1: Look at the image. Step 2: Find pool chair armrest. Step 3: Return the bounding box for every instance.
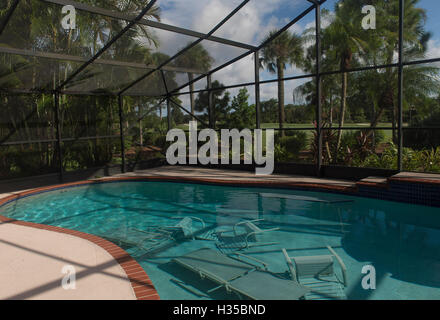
[233,219,264,234]
[242,227,280,248]
[327,246,348,287]
[171,216,206,229]
[164,225,194,239]
[187,216,206,229]
[282,248,298,282]
[230,252,269,270]
[261,227,280,233]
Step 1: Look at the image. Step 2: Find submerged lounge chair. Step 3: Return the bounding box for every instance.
[215,219,279,251]
[101,217,206,256]
[135,216,206,254]
[155,216,206,240]
[282,246,348,300]
[172,248,309,300]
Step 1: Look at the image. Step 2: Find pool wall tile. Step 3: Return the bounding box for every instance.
[356,179,440,207]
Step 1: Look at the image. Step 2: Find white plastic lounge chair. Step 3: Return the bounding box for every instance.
[172,248,309,300]
[215,219,279,250]
[282,246,348,300]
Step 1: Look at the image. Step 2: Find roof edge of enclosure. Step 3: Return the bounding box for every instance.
[2,0,440,179]
[0,0,326,97]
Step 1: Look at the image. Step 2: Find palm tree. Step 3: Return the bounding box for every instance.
[260,30,303,137]
[370,0,434,143]
[174,43,213,114]
[322,1,369,153]
[144,52,176,123]
[294,31,340,128]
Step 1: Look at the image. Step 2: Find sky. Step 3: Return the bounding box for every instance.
[150,0,440,111]
[421,0,440,59]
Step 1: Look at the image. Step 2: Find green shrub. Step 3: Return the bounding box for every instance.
[274,143,291,162]
[340,130,385,148]
[358,143,440,173]
[357,143,398,169]
[275,131,308,162]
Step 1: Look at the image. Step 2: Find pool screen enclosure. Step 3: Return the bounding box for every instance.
[1,0,440,180]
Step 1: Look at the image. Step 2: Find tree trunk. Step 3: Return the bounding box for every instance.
[336,71,347,153]
[329,94,333,127]
[65,30,73,82]
[392,103,398,144]
[367,88,393,138]
[277,62,285,137]
[139,106,143,146]
[189,73,195,115]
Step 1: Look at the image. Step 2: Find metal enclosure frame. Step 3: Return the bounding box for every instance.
[1,0,439,180]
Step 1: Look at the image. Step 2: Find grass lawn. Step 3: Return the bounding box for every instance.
[260,122,393,129]
[171,122,395,145]
[261,123,395,143]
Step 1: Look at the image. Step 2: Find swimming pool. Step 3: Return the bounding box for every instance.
[1,181,439,300]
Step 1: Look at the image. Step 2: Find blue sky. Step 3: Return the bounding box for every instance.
[157,0,440,108]
[423,0,440,36]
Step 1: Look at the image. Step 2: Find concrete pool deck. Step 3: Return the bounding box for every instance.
[0,223,137,300]
[0,166,439,300]
[116,166,356,185]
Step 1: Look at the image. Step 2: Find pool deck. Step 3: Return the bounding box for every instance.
[0,166,439,300]
[112,166,357,189]
[0,223,137,300]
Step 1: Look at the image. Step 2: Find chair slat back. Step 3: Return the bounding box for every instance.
[293,255,334,278]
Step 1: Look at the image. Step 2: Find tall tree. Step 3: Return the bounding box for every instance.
[260,99,278,123]
[194,80,230,127]
[260,30,303,136]
[322,1,369,153]
[367,0,437,144]
[228,88,255,130]
[174,43,213,115]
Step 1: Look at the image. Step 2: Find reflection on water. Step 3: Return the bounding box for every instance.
[2,181,439,300]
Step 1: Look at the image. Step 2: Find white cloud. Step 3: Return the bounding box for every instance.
[427,39,440,60]
[260,78,307,104]
[159,0,243,33]
[146,0,314,103]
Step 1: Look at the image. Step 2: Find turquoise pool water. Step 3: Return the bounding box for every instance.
[1,181,440,300]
